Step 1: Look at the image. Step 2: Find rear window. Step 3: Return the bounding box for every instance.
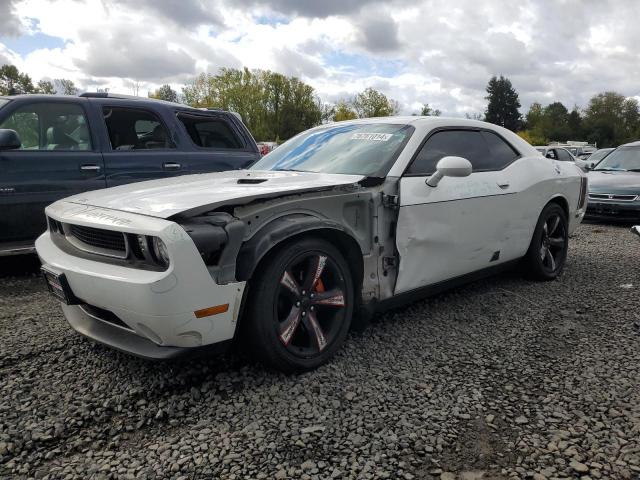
[177,113,244,149]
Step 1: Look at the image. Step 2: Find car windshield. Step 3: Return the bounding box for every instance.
[0,98,9,110]
[587,149,612,163]
[250,123,414,176]
[593,147,640,172]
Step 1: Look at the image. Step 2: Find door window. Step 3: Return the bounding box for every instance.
[407,130,490,175]
[480,131,519,169]
[177,113,244,149]
[103,107,175,150]
[0,102,92,150]
[556,149,573,161]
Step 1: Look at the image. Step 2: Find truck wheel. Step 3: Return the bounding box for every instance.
[523,203,569,281]
[243,237,354,372]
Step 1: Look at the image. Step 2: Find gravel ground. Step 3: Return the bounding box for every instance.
[1,222,639,480]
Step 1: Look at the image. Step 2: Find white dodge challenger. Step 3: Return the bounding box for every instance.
[36,117,587,371]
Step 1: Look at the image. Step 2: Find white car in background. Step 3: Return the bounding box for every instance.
[37,117,587,371]
[535,145,591,171]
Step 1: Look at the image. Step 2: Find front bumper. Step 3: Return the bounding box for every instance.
[36,203,246,357]
[62,303,189,359]
[585,201,640,222]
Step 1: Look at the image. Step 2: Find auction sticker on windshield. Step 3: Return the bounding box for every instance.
[350,132,393,141]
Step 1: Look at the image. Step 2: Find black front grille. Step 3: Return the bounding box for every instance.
[69,224,126,252]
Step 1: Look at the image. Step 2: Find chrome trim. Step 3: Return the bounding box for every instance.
[588,193,638,202]
[0,245,36,256]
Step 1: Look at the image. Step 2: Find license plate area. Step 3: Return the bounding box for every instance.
[42,266,79,305]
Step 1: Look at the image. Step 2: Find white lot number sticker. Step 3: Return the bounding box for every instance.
[350,132,393,141]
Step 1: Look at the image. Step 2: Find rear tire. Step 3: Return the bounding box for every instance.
[243,237,354,372]
[523,203,569,281]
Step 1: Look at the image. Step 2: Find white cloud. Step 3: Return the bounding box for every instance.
[1,0,640,115]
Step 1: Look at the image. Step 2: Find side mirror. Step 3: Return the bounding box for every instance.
[631,226,640,238]
[586,163,594,170]
[426,156,472,187]
[0,129,21,150]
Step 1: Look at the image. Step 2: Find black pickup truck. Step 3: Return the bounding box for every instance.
[0,93,260,256]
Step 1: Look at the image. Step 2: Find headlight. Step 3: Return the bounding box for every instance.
[151,237,170,267]
[137,234,148,255]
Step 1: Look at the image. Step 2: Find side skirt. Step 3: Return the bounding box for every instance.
[372,258,521,314]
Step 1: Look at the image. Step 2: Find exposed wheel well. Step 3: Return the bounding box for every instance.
[547,196,569,219]
[250,228,364,304]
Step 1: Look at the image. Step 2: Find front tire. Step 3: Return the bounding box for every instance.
[243,237,354,372]
[523,203,569,280]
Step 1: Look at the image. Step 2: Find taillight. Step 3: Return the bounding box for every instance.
[577,176,588,209]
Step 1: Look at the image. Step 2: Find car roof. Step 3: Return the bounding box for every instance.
[619,140,640,147]
[0,93,228,114]
[333,116,541,176]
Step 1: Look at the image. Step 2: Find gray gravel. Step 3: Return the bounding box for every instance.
[1,222,639,480]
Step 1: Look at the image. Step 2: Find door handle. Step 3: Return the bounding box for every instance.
[497,182,510,189]
[163,162,181,170]
[80,164,101,172]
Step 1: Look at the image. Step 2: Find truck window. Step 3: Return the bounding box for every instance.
[555,149,572,161]
[177,113,244,149]
[0,102,92,151]
[103,107,175,150]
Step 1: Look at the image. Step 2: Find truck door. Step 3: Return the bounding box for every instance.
[0,99,105,247]
[99,105,186,186]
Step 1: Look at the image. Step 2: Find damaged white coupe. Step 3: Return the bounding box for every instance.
[36,117,587,371]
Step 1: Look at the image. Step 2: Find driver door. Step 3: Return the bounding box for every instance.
[0,100,105,244]
[394,129,520,294]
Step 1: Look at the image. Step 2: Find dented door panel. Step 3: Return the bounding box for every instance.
[395,174,515,294]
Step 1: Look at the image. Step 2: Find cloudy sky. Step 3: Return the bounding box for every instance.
[1,0,639,116]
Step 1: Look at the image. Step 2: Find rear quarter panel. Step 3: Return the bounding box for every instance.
[501,155,584,260]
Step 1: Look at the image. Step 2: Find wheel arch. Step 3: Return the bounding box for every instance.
[547,194,570,219]
[236,215,365,295]
[525,195,571,251]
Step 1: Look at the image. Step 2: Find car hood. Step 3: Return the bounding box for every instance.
[587,170,640,195]
[64,170,366,219]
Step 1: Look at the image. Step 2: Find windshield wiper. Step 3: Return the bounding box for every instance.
[595,168,625,172]
[627,168,640,172]
[275,168,310,173]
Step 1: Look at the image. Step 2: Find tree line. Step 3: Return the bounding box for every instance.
[0,64,79,96]
[154,69,438,141]
[3,62,639,146]
[484,75,640,147]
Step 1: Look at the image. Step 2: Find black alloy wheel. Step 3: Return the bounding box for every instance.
[524,203,569,280]
[276,252,348,356]
[243,237,354,372]
[539,212,567,273]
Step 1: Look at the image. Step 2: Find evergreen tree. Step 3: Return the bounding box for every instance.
[484,75,521,131]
